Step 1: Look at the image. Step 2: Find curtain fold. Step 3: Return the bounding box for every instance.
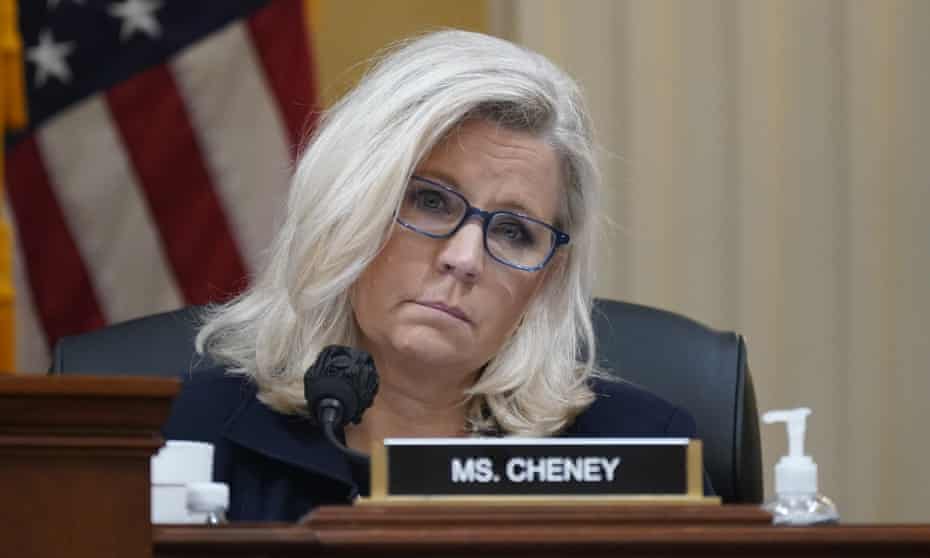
[504,0,930,523]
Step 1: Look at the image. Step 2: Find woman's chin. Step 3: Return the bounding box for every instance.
[386,327,477,369]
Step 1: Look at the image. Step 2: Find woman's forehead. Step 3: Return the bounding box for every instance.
[415,121,563,222]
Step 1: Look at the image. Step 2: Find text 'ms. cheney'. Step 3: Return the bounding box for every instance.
[450,456,621,484]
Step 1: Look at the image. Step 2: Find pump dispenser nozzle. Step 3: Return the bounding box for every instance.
[763,407,816,495]
[762,407,839,525]
[763,408,810,458]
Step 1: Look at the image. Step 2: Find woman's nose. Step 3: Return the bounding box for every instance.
[437,221,485,282]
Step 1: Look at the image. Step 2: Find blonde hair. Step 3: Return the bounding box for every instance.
[196,30,602,436]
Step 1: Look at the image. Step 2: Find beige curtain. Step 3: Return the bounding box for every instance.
[494,0,930,523]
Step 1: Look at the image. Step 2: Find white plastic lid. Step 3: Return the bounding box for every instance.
[186,481,229,513]
[151,440,214,485]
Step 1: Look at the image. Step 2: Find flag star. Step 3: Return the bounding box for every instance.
[108,0,163,42]
[26,29,76,87]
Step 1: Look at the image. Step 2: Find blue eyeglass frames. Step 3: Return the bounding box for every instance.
[395,175,570,272]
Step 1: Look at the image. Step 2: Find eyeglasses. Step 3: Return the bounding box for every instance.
[396,175,570,271]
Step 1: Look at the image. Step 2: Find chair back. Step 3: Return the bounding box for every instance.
[51,298,762,503]
[51,306,214,377]
[591,299,762,504]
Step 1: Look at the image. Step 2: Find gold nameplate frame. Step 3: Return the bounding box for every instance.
[364,438,719,505]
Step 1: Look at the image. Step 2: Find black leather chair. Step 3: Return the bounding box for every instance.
[51,305,216,378]
[50,298,762,504]
[590,299,761,504]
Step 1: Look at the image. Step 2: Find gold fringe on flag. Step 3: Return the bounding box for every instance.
[1,0,26,128]
[0,0,28,373]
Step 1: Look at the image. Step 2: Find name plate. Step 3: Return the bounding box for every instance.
[368,438,709,503]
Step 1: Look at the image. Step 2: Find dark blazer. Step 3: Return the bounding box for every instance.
[162,367,708,521]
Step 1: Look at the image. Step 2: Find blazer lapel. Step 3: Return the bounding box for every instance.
[222,390,355,489]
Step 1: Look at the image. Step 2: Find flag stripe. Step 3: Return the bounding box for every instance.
[5,136,105,343]
[7,0,318,373]
[106,64,249,305]
[247,0,317,151]
[6,201,51,372]
[171,22,291,272]
[37,95,184,323]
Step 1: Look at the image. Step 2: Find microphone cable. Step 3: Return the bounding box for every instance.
[304,345,380,466]
[315,396,370,465]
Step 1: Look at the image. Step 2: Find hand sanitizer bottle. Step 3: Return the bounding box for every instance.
[762,408,839,525]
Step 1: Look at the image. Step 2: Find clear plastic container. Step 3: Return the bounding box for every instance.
[761,408,840,526]
[763,493,839,526]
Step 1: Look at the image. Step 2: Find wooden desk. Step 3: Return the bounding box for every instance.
[3,375,929,558]
[0,374,178,558]
[154,504,930,557]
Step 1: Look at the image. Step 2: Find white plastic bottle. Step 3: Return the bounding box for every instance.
[186,482,230,525]
[762,408,839,525]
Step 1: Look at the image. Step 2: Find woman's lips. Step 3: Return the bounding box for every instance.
[415,301,471,323]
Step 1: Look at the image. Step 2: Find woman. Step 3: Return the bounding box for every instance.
[164,29,703,521]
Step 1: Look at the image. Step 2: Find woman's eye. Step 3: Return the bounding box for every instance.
[415,189,447,212]
[492,221,533,244]
[498,223,522,239]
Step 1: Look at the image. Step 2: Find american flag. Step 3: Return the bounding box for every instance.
[3,0,316,372]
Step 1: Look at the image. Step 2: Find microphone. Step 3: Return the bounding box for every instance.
[303,345,379,465]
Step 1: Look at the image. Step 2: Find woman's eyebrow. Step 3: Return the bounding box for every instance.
[414,169,460,190]
[414,170,550,221]
[495,199,543,219]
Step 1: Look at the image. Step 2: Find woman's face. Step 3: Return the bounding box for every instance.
[351,119,563,382]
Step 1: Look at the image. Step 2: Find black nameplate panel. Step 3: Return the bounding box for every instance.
[370,438,703,499]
